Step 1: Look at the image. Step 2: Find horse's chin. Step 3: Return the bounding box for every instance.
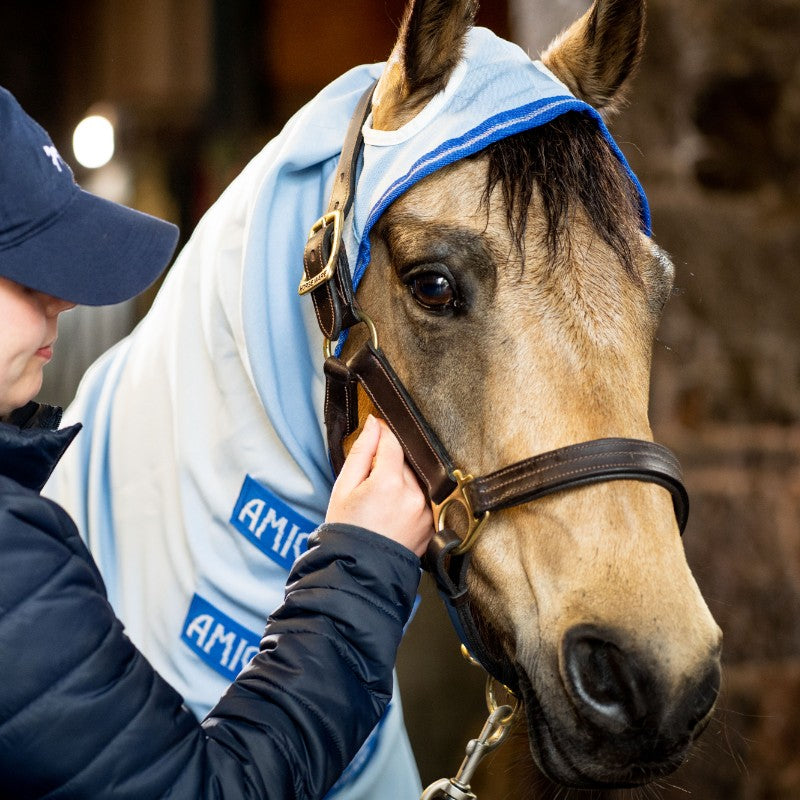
[516,671,691,790]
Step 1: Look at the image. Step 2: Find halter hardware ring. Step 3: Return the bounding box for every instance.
[298,209,344,295]
[432,469,490,555]
[323,309,379,359]
[485,676,518,730]
[460,644,481,668]
[462,644,518,732]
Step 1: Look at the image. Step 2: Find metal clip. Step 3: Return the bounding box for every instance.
[419,701,516,800]
[298,209,343,295]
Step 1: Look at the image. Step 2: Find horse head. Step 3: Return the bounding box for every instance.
[340,0,722,789]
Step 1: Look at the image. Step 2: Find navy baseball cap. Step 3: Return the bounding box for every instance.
[0,86,179,305]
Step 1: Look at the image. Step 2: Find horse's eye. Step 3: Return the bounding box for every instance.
[408,272,456,311]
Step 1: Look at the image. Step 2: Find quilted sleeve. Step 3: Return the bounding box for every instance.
[196,523,421,798]
[0,496,420,800]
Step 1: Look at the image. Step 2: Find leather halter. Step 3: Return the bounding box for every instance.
[299,83,689,690]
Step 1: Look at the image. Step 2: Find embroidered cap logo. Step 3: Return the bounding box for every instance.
[42,144,63,172]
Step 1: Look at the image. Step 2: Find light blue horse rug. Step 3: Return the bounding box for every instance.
[47,26,649,799]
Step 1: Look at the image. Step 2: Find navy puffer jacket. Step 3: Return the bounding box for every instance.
[0,403,421,799]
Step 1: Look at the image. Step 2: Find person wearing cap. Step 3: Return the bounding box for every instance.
[0,86,433,798]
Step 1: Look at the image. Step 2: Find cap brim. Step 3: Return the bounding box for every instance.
[2,188,179,306]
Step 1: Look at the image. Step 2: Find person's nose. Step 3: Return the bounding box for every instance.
[40,292,77,317]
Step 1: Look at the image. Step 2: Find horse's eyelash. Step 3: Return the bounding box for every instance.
[397,261,454,279]
[405,265,461,293]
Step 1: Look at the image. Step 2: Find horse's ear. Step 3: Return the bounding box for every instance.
[541,0,646,115]
[372,0,478,130]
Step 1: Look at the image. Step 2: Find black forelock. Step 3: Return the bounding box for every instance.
[474,111,642,277]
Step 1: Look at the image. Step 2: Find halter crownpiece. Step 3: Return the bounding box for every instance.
[299,83,690,690]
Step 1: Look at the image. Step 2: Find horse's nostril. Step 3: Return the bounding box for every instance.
[677,660,721,733]
[562,626,655,734]
[561,626,722,743]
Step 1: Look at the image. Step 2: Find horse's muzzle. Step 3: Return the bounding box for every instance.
[522,624,722,788]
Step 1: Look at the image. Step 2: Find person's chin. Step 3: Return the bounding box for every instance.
[10,367,45,412]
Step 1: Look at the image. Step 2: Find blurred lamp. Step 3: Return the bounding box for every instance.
[72,114,115,169]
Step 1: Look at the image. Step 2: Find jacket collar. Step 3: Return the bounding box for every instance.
[0,401,82,491]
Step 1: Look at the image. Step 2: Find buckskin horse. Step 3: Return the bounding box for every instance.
[50,0,722,795]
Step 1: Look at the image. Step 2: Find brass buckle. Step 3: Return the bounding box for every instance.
[432,469,490,555]
[298,209,343,296]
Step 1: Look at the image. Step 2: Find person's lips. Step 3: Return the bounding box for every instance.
[36,342,54,361]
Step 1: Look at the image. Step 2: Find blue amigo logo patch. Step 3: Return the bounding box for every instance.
[181,594,261,680]
[230,475,314,571]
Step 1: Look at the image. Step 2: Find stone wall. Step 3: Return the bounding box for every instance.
[458,1,800,797]
[616,1,800,795]
[467,427,800,798]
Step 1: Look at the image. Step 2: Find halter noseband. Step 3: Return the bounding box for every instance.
[298,83,689,690]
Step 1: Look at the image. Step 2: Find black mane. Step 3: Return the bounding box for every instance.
[476,111,641,276]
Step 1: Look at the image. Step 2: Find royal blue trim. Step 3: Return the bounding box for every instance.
[355,96,651,288]
[592,112,652,235]
[335,96,651,357]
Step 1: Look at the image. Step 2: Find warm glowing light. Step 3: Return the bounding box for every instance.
[72,114,115,169]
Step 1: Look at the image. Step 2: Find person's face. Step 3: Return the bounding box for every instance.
[0,277,75,416]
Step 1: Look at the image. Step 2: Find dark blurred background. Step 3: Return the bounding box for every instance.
[3,1,799,798]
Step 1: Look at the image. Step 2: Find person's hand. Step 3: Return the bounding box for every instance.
[326,415,434,557]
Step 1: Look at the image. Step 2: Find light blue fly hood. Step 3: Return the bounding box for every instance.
[46,26,650,800]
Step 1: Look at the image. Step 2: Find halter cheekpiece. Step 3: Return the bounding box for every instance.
[298,83,689,691]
